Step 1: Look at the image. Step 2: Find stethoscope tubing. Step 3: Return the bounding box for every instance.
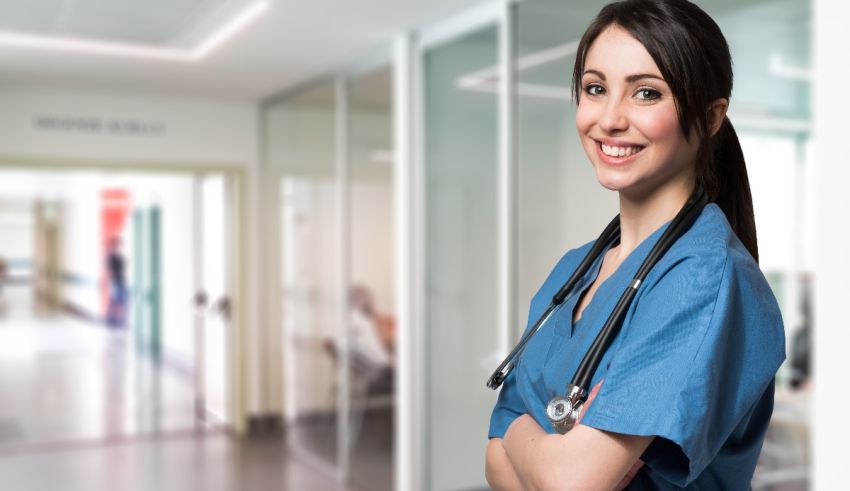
[571,188,708,390]
[487,187,708,394]
[485,215,621,390]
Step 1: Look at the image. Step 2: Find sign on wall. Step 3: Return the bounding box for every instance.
[32,114,166,137]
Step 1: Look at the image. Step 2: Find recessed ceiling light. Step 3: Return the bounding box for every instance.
[0,0,270,62]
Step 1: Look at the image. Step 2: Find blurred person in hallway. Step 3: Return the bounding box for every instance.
[105,237,127,328]
[348,284,394,370]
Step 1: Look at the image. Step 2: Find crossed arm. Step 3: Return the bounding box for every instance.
[485,385,652,491]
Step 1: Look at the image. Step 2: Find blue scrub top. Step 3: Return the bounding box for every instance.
[489,203,786,489]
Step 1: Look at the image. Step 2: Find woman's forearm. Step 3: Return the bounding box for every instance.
[485,438,525,491]
[502,415,551,490]
[502,415,651,491]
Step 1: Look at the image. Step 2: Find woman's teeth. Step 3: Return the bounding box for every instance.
[601,144,642,157]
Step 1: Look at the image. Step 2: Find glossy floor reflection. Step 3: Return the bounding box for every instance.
[0,285,199,449]
[0,431,350,491]
[0,285,357,490]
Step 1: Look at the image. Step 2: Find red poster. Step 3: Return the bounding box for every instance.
[101,188,130,316]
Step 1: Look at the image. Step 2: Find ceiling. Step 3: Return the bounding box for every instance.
[0,0,485,101]
[0,0,247,46]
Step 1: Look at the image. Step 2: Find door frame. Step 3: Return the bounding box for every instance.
[0,155,250,435]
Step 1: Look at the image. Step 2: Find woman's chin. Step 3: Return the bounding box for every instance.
[594,172,635,193]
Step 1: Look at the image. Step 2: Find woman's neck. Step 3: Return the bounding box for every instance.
[613,176,695,259]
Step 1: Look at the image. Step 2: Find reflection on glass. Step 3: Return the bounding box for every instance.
[515,0,616,340]
[268,83,340,467]
[347,65,395,491]
[713,1,812,488]
[424,25,499,491]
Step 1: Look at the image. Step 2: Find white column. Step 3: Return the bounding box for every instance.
[812,1,850,489]
[498,1,518,351]
[394,32,423,491]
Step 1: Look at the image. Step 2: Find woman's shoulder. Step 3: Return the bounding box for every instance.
[646,203,782,320]
[659,202,757,273]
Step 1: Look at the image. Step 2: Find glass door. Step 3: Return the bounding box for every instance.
[193,173,232,425]
[347,64,395,491]
[272,82,341,470]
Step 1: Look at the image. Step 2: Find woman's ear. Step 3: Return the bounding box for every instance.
[708,98,729,136]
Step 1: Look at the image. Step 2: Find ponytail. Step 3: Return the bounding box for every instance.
[698,117,759,263]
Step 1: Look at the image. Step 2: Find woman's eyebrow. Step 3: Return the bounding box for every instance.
[582,69,664,84]
[625,73,665,83]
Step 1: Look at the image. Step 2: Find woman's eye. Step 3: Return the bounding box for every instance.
[635,88,661,101]
[584,84,605,96]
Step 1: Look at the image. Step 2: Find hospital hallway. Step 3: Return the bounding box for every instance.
[0,285,199,447]
[0,284,352,490]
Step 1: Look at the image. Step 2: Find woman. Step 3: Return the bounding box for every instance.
[485,1,785,489]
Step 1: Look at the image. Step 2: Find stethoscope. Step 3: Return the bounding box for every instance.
[486,187,709,434]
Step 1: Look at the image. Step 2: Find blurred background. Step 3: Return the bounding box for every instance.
[0,0,843,489]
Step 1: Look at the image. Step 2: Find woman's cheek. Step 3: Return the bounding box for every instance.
[574,99,598,134]
[631,106,679,142]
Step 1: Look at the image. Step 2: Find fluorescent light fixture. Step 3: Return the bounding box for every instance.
[194,0,270,58]
[462,81,573,101]
[769,52,812,82]
[457,40,579,101]
[0,0,270,62]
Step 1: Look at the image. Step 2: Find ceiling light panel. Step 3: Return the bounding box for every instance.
[0,0,252,47]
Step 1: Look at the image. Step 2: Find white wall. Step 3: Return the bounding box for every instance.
[0,85,257,165]
[813,1,850,489]
[59,174,103,315]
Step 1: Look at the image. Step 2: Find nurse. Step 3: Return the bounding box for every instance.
[484,0,785,490]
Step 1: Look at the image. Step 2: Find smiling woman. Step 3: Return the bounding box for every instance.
[486,1,784,490]
[575,25,709,210]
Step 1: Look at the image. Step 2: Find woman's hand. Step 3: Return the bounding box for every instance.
[485,438,524,491]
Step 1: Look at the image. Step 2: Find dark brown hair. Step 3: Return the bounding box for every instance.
[572,0,759,262]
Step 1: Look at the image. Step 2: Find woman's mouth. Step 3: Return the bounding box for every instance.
[595,141,645,165]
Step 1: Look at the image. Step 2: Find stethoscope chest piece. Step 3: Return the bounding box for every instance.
[546,384,587,434]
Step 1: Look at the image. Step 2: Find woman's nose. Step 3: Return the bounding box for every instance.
[598,99,628,133]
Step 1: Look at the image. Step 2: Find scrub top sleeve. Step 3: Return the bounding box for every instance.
[488,366,526,438]
[579,245,785,487]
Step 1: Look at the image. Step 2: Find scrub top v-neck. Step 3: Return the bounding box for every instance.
[488,203,786,489]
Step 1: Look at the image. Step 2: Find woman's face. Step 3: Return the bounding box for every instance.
[575,25,699,198]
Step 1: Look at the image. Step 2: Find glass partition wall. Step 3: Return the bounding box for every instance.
[267,82,341,471]
[347,66,395,491]
[264,0,811,489]
[264,66,395,490]
[422,25,500,491]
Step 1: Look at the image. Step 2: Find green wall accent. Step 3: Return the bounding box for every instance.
[149,206,162,361]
